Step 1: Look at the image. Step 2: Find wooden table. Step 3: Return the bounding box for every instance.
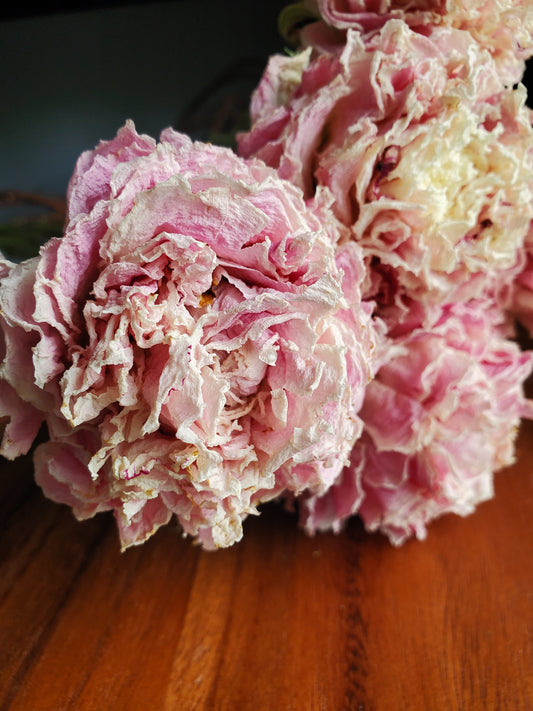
[1,421,532,711]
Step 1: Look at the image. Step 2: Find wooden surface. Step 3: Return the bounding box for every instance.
[1,422,532,711]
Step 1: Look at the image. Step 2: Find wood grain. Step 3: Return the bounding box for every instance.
[1,422,532,711]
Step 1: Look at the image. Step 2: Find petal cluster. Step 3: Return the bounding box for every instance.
[301,300,533,542]
[0,122,378,549]
[285,0,533,83]
[239,21,533,310]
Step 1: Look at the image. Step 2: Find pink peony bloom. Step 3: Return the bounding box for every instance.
[239,21,533,310]
[0,121,379,549]
[300,299,533,543]
[285,0,533,83]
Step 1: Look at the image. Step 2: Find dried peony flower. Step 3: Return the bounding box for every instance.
[281,0,533,84]
[0,121,379,550]
[238,21,533,311]
[300,299,533,543]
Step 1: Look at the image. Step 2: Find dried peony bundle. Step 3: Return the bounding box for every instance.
[239,9,533,544]
[2,3,532,553]
[0,121,379,549]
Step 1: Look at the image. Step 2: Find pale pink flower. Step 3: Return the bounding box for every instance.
[0,121,379,549]
[301,299,533,543]
[286,0,533,83]
[239,21,533,309]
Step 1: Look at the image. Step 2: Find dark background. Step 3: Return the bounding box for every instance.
[0,0,288,210]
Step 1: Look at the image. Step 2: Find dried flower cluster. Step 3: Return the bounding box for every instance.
[1,1,532,549]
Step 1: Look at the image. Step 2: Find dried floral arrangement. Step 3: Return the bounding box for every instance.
[1,0,533,550]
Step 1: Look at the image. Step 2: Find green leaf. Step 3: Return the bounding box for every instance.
[0,215,63,261]
[278,1,318,43]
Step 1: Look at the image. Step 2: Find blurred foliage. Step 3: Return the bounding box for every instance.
[278,1,317,43]
[0,216,64,261]
[0,191,65,261]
